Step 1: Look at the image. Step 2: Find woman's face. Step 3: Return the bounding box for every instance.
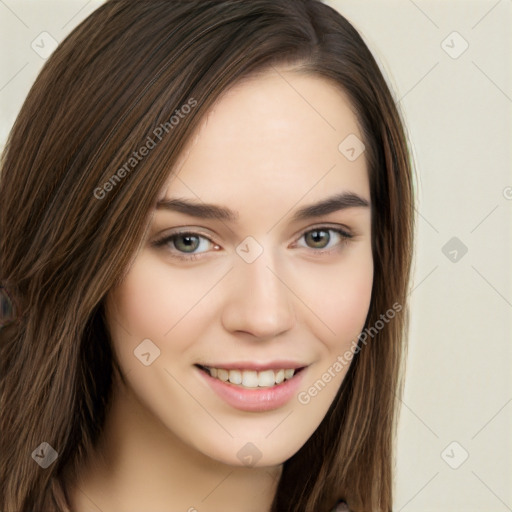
[105,67,373,467]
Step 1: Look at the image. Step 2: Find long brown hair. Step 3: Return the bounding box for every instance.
[0,1,414,510]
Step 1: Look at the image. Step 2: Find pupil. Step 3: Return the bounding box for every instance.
[176,235,199,252]
[308,230,329,248]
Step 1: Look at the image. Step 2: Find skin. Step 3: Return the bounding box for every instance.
[68,66,373,512]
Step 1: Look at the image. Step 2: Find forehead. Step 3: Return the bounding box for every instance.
[162,68,369,206]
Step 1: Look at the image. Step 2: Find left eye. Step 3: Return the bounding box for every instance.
[296,228,352,251]
[152,227,353,261]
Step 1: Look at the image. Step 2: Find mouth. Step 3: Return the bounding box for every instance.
[195,363,307,412]
[195,364,305,389]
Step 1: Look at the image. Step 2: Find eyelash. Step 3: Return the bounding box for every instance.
[151,226,354,262]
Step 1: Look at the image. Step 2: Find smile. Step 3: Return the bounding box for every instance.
[199,365,300,388]
[195,363,307,412]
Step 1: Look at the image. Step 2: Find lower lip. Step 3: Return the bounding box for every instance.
[197,367,306,412]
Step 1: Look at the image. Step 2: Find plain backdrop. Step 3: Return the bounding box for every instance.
[1,1,511,511]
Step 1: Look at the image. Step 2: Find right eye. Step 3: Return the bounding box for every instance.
[152,231,221,261]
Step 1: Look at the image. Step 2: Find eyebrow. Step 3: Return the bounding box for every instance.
[156,192,370,223]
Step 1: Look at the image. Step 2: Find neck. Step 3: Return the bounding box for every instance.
[66,378,282,512]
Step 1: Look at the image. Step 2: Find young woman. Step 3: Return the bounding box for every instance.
[0,1,415,511]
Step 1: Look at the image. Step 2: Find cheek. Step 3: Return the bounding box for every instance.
[107,252,220,350]
[290,249,372,426]
[300,245,374,352]
[330,265,373,344]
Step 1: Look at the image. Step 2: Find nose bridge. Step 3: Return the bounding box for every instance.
[221,244,296,338]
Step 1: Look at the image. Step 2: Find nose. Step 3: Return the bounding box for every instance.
[220,248,296,339]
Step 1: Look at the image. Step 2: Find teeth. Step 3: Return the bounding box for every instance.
[217,369,229,382]
[205,366,297,388]
[258,369,276,388]
[284,369,295,379]
[242,370,259,388]
[228,369,242,385]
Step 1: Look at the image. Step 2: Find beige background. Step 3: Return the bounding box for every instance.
[1,1,511,511]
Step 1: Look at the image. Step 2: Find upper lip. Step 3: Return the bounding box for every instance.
[196,361,307,371]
